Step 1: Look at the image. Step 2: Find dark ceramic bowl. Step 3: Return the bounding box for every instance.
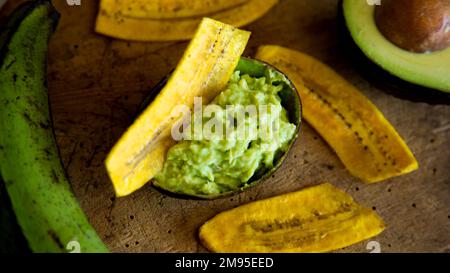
[140,57,302,199]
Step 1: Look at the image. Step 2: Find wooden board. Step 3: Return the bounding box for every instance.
[1,0,449,253]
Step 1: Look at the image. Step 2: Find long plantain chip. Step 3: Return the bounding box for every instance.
[96,0,277,41]
[199,183,385,253]
[256,45,418,183]
[105,18,250,197]
[102,0,248,19]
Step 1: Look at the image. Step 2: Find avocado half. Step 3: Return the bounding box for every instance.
[341,0,450,94]
[141,57,302,200]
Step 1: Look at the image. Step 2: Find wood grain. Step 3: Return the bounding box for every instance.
[1,0,449,253]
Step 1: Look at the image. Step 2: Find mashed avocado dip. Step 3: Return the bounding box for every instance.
[154,70,297,197]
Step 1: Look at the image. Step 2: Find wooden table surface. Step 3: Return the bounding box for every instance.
[2,0,449,253]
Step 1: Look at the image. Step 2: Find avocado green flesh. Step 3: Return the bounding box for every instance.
[343,0,450,92]
[154,69,297,198]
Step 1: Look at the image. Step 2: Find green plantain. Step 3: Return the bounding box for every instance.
[0,0,108,253]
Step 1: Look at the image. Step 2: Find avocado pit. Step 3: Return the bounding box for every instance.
[375,0,450,53]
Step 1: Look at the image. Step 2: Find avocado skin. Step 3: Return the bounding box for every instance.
[338,0,450,105]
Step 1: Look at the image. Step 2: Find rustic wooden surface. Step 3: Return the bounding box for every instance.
[2,0,449,253]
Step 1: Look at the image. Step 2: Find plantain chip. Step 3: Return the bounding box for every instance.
[96,0,277,41]
[105,18,250,197]
[199,183,385,253]
[103,0,249,19]
[256,45,418,183]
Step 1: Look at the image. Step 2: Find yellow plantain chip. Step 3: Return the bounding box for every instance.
[105,18,250,197]
[256,45,418,183]
[199,183,385,253]
[102,0,249,19]
[96,0,277,41]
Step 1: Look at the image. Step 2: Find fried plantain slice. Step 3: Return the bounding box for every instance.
[199,183,385,253]
[96,0,277,41]
[105,19,250,197]
[256,45,418,183]
[102,0,249,20]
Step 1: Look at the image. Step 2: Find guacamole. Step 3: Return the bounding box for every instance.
[154,70,297,197]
